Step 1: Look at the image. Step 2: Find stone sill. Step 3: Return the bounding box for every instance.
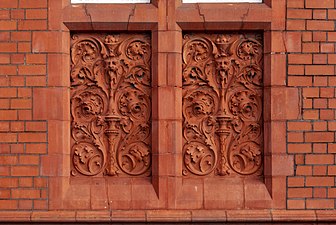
[0,210,334,223]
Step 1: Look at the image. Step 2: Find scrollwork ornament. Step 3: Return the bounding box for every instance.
[183,33,263,177]
[70,33,151,177]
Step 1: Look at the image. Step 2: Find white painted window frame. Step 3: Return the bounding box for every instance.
[71,0,262,3]
[183,0,262,3]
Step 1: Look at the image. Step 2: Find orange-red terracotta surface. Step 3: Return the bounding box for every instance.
[0,0,335,222]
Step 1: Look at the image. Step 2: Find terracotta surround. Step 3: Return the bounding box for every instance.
[39,0,291,212]
[1,0,336,223]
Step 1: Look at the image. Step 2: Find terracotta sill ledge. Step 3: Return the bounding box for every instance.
[0,210,334,223]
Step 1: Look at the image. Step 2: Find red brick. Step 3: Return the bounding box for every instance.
[288,66,304,75]
[288,177,305,187]
[0,88,17,97]
[313,32,326,42]
[18,133,46,142]
[0,155,17,165]
[18,88,32,98]
[288,121,312,131]
[19,0,47,8]
[0,10,10,19]
[288,144,312,153]
[0,178,17,188]
[0,43,17,53]
[0,65,16,75]
[327,188,336,197]
[11,99,31,109]
[18,65,46,75]
[19,155,39,165]
[18,20,47,30]
[321,43,334,53]
[320,88,334,98]
[313,10,327,19]
[306,0,334,8]
[26,121,46,131]
[26,76,46,86]
[0,190,11,199]
[328,165,336,175]
[288,188,312,198]
[11,9,24,19]
[320,109,334,120]
[0,166,10,176]
[302,87,319,98]
[18,200,33,210]
[0,110,17,120]
[307,20,335,31]
[19,177,33,187]
[0,200,17,210]
[302,43,319,53]
[11,166,39,176]
[314,77,328,86]
[26,9,47,19]
[287,9,312,19]
[328,143,336,153]
[303,110,319,119]
[328,9,336,19]
[10,121,24,132]
[305,132,334,142]
[305,65,334,75]
[288,76,313,86]
[12,189,40,199]
[0,54,10,64]
[302,32,312,42]
[18,42,31,52]
[10,54,24,64]
[0,0,18,8]
[26,143,46,154]
[0,32,10,41]
[26,54,46,64]
[306,177,334,186]
[11,32,31,41]
[313,99,328,108]
[287,200,305,209]
[0,122,10,131]
[287,0,304,8]
[306,199,334,209]
[0,21,16,30]
[287,20,305,30]
[313,54,327,64]
[306,154,334,164]
[288,54,312,64]
[313,187,327,198]
[18,109,32,120]
[288,132,304,142]
[313,121,327,131]
[296,165,313,175]
[0,134,17,143]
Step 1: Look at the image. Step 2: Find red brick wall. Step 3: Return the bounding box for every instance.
[0,0,335,222]
[0,0,48,211]
[286,0,336,210]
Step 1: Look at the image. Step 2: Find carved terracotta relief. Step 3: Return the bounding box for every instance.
[70,33,151,177]
[182,33,263,177]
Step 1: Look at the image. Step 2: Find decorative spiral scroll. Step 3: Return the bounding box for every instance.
[70,33,151,177]
[183,33,263,177]
[72,142,104,176]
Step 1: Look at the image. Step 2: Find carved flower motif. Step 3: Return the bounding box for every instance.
[127,41,149,60]
[237,40,261,61]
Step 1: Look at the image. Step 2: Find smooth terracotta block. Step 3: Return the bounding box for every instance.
[111,210,146,222]
[32,31,69,53]
[47,54,70,87]
[175,178,203,209]
[272,210,317,222]
[271,87,300,120]
[146,210,191,222]
[204,179,244,209]
[244,180,272,209]
[191,210,227,222]
[31,211,76,222]
[107,179,132,209]
[76,211,110,222]
[33,87,70,120]
[226,210,272,222]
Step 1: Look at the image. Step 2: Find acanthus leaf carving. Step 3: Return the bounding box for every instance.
[70,33,151,177]
[182,33,263,177]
